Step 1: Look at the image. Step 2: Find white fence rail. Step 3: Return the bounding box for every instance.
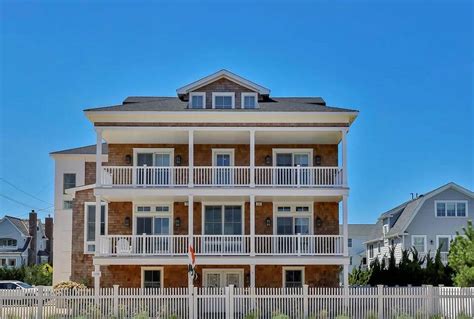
[255,235,344,255]
[101,166,344,187]
[99,235,189,256]
[1,285,472,319]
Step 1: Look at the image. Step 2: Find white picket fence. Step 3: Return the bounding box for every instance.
[0,285,473,319]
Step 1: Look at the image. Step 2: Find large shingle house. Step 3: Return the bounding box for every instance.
[51,70,358,289]
[365,182,473,266]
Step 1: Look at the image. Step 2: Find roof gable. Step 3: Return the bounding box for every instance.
[176,69,270,96]
[0,216,29,237]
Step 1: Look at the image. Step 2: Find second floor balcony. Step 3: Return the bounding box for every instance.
[101,166,344,188]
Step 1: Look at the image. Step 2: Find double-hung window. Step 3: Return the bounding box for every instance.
[141,267,163,288]
[63,173,76,194]
[84,203,107,254]
[212,93,234,109]
[411,235,426,253]
[435,201,468,217]
[283,267,304,288]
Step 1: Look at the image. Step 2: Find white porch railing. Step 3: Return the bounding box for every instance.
[98,235,343,257]
[98,235,189,256]
[101,166,344,187]
[255,235,344,255]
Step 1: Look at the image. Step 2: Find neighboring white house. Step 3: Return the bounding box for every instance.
[365,182,473,266]
[342,224,374,272]
[0,213,50,267]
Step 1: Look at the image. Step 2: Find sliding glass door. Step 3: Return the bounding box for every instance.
[203,205,243,253]
[136,151,172,185]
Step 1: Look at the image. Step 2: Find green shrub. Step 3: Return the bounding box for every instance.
[271,313,289,319]
[132,312,149,319]
[244,310,259,319]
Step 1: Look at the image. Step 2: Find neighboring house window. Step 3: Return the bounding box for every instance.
[350,256,353,265]
[362,257,367,265]
[391,239,395,247]
[241,93,257,109]
[190,92,205,109]
[348,238,352,248]
[377,243,381,253]
[63,200,73,209]
[0,238,17,247]
[141,267,163,288]
[368,245,374,258]
[435,201,468,217]
[436,236,451,253]
[0,259,5,266]
[283,267,304,288]
[84,203,107,254]
[8,259,15,267]
[411,235,427,253]
[212,92,235,109]
[63,173,76,193]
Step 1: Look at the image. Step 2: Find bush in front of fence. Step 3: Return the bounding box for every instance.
[0,263,52,286]
[448,220,474,287]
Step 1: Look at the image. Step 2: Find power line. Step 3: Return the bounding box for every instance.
[0,178,53,206]
[0,193,53,214]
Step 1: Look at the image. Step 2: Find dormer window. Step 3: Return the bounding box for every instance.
[212,92,235,109]
[190,92,205,109]
[242,93,258,109]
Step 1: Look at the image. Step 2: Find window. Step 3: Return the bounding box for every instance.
[368,245,374,258]
[212,92,235,109]
[203,269,244,288]
[63,173,76,193]
[411,235,426,253]
[348,238,353,248]
[8,259,15,267]
[0,238,17,247]
[203,205,243,235]
[141,267,163,288]
[377,243,381,253]
[134,204,172,236]
[241,93,257,109]
[350,256,353,265]
[63,200,73,209]
[362,257,367,265]
[190,92,205,109]
[436,236,451,253]
[283,268,304,288]
[275,205,312,235]
[435,201,468,217]
[84,203,107,254]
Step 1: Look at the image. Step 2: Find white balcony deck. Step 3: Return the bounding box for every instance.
[101,166,344,188]
[98,234,344,257]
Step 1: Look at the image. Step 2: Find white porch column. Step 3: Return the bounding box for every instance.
[188,195,194,288]
[93,264,101,291]
[95,195,102,255]
[341,129,348,187]
[96,128,103,187]
[249,130,255,187]
[250,195,255,256]
[342,194,349,287]
[188,130,194,187]
[250,264,256,287]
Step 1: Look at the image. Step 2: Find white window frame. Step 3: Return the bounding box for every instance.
[133,148,174,167]
[141,266,164,288]
[411,235,427,253]
[368,245,374,258]
[273,202,314,235]
[434,200,468,218]
[202,268,244,287]
[272,149,314,167]
[436,235,452,252]
[241,92,258,109]
[282,266,305,288]
[133,203,173,235]
[212,92,235,109]
[84,202,108,254]
[201,202,245,235]
[212,149,235,166]
[189,92,206,109]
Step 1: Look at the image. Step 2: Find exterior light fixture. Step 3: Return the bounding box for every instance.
[315,217,323,228]
[265,155,272,166]
[175,217,181,228]
[314,155,322,166]
[175,155,182,166]
[265,217,271,227]
[125,154,132,165]
[124,217,131,227]
[256,201,263,207]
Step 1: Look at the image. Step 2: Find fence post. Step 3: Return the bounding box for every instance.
[377,285,383,319]
[303,284,309,319]
[188,284,194,319]
[426,285,433,316]
[229,284,235,319]
[225,286,230,319]
[193,286,198,319]
[36,286,44,319]
[113,285,119,317]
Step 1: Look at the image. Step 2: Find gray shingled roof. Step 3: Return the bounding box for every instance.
[50,143,108,155]
[339,224,375,237]
[84,97,358,113]
[1,216,29,236]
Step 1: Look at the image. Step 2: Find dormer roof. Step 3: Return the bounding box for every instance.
[176,69,270,97]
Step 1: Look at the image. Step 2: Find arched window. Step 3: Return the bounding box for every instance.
[0,238,17,247]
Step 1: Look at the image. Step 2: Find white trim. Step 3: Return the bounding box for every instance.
[176,69,270,95]
[202,268,245,287]
[84,201,108,254]
[411,235,427,253]
[436,235,452,252]
[241,92,258,109]
[211,149,235,166]
[212,92,235,109]
[132,202,174,235]
[282,266,305,288]
[65,184,96,197]
[141,266,164,288]
[273,202,314,235]
[272,148,314,167]
[189,92,206,109]
[201,202,245,235]
[434,200,469,218]
[133,148,175,167]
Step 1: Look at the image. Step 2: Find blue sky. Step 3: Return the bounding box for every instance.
[0,1,472,223]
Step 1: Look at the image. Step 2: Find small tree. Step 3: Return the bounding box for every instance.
[448,220,474,287]
[349,265,371,286]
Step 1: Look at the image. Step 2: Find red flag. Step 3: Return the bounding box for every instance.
[188,245,195,267]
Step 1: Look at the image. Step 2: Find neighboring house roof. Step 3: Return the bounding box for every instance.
[366,182,474,243]
[50,143,108,155]
[176,69,271,95]
[339,224,375,237]
[1,216,30,236]
[84,96,357,113]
